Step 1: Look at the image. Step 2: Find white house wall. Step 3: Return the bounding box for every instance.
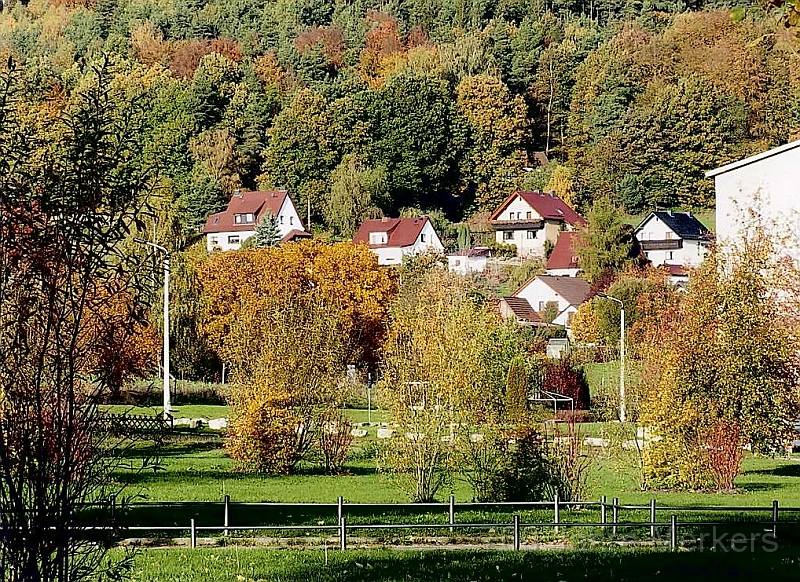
[713,144,800,255]
[448,256,488,275]
[515,279,573,324]
[276,198,304,237]
[501,196,544,221]
[637,215,707,268]
[408,221,445,255]
[207,230,255,252]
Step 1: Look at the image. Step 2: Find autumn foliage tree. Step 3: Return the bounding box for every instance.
[0,59,155,581]
[638,240,800,490]
[198,241,397,472]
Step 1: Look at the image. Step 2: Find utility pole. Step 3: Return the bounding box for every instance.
[135,238,171,418]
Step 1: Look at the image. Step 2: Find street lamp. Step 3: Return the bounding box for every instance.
[134,238,171,418]
[597,293,625,422]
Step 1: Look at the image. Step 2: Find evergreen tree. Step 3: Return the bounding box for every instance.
[254,212,280,247]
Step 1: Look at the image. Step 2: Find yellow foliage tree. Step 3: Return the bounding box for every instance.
[570,300,601,345]
[198,241,397,473]
[638,238,800,490]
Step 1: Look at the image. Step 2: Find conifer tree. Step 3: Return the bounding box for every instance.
[254,212,280,247]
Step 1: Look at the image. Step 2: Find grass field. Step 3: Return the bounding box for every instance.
[125,547,800,582]
[117,434,800,508]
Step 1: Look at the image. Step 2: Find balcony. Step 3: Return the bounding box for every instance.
[491,219,544,231]
[640,239,683,251]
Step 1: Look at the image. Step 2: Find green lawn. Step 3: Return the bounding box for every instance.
[125,547,800,582]
[118,435,800,508]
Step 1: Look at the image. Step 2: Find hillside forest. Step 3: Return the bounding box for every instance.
[1,0,799,243]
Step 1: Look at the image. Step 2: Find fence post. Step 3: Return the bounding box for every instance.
[670,514,677,550]
[554,493,560,535]
[224,494,230,537]
[772,500,779,539]
[612,497,619,537]
[600,495,606,529]
[650,498,656,538]
[190,519,196,549]
[337,496,344,524]
[449,495,455,534]
[109,495,116,522]
[513,514,520,551]
[339,517,347,551]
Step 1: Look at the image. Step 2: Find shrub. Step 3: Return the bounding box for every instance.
[542,358,590,410]
[318,409,354,474]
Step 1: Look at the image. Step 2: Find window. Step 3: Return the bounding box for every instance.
[290,216,294,225]
[526,211,532,219]
[526,230,537,239]
[210,236,218,246]
[517,212,522,220]
[667,251,674,260]
[454,259,461,266]
[280,216,284,224]
[420,234,426,242]
[538,301,545,311]
[503,231,514,241]
[234,213,255,225]
[228,235,240,245]
[509,212,514,220]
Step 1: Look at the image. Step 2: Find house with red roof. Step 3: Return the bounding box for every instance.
[201,190,307,252]
[489,190,585,258]
[353,216,444,266]
[545,231,583,277]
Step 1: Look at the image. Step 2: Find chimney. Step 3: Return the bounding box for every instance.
[667,210,673,217]
[381,217,389,223]
[550,190,557,198]
[687,210,692,217]
[233,189,242,198]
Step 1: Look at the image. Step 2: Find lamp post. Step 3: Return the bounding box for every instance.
[134,238,171,418]
[597,293,625,422]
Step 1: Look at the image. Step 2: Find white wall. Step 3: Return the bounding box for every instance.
[448,255,488,275]
[206,230,255,252]
[408,221,444,254]
[276,197,304,237]
[712,143,800,255]
[515,278,575,326]
[637,215,707,268]
[501,196,543,221]
[545,267,581,277]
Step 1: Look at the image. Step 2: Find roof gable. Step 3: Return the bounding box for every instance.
[353,217,433,248]
[516,275,590,306]
[636,211,709,240]
[202,190,291,234]
[490,190,585,227]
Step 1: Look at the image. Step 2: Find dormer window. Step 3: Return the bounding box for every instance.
[234,213,255,225]
[369,232,387,245]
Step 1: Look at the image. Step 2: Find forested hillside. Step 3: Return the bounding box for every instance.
[1,0,798,237]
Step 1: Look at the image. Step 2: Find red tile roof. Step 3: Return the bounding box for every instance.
[546,232,583,271]
[490,190,586,227]
[353,217,431,248]
[515,275,590,307]
[662,264,689,276]
[202,190,290,234]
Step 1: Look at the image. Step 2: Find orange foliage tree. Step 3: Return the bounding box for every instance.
[81,283,160,400]
[198,240,397,473]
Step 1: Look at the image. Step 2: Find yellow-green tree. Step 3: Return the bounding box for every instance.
[639,241,800,490]
[379,271,501,501]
